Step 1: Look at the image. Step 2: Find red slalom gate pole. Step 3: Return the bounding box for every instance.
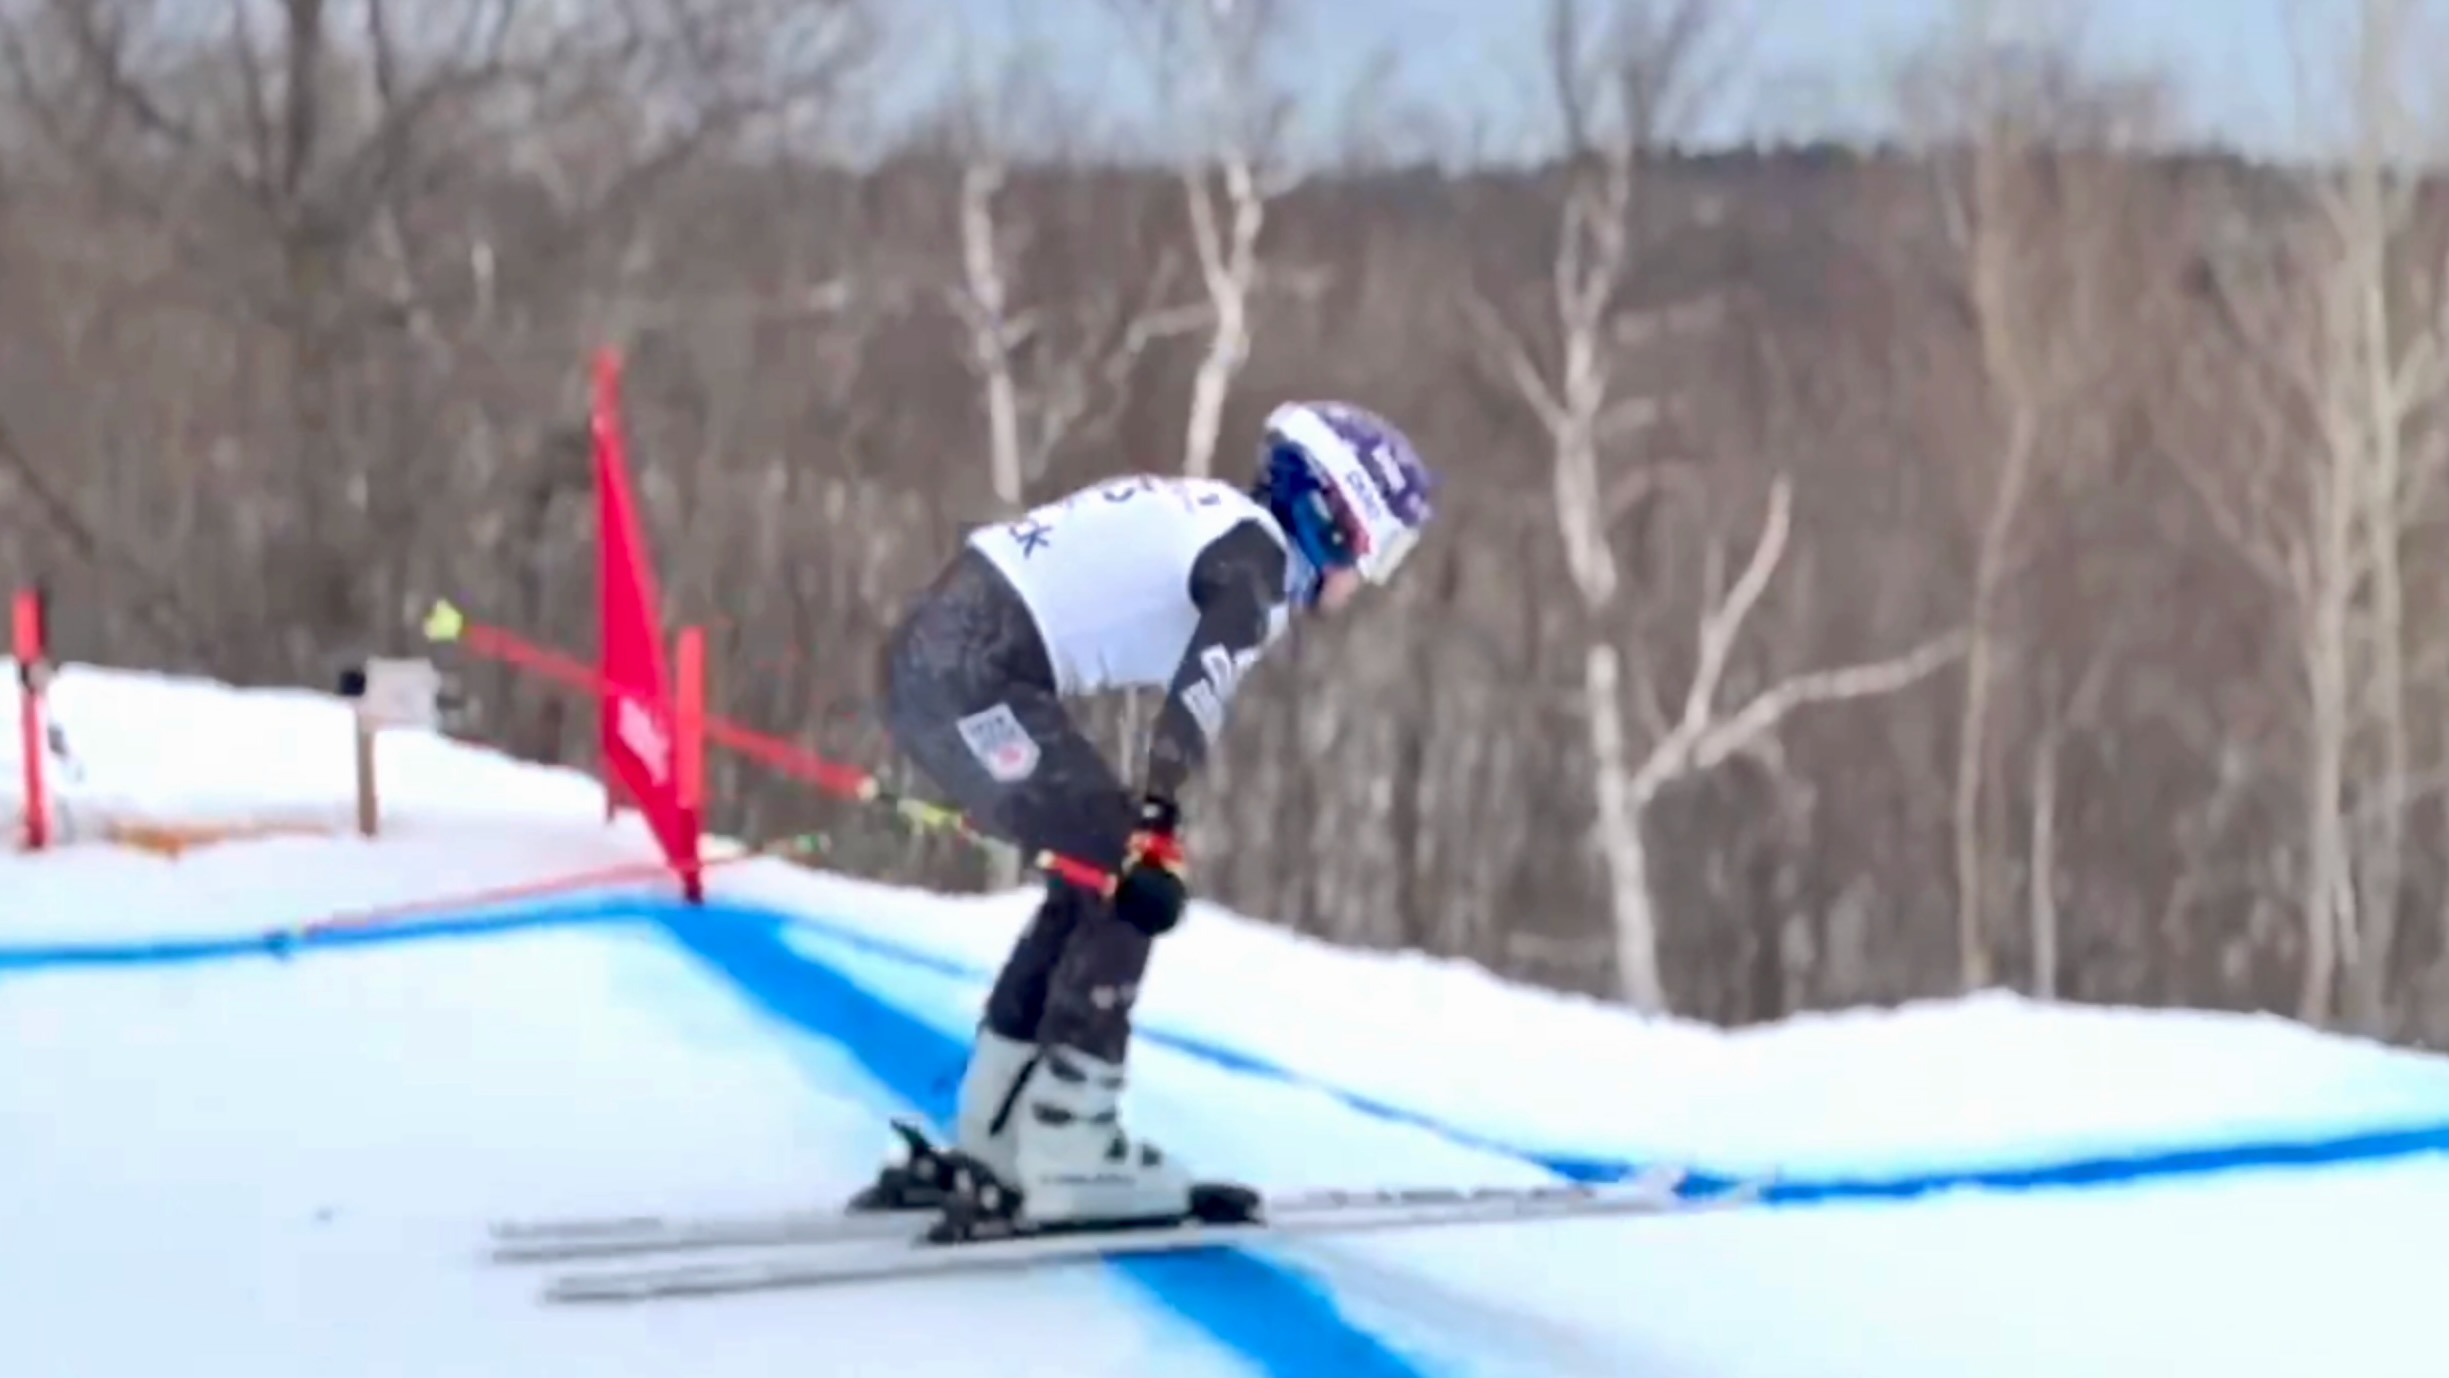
[672,624,706,901]
[676,626,706,818]
[295,857,696,937]
[13,588,49,851]
[416,600,1118,895]
[286,829,835,941]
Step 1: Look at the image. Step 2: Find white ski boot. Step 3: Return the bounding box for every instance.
[925,1041,1263,1242]
[952,1026,1039,1185]
[846,1027,1039,1213]
[1007,1042,1195,1227]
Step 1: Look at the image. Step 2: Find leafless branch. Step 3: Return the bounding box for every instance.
[1628,475,1968,804]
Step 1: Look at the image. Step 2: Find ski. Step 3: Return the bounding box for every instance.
[489,1175,1638,1265]
[487,1121,951,1263]
[539,1167,1751,1305]
[489,1203,931,1264]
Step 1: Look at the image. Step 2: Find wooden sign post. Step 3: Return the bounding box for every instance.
[344,658,443,838]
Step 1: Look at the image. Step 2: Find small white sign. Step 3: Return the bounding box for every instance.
[358,658,443,730]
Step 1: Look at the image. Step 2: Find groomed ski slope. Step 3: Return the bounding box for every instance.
[2,663,2443,1378]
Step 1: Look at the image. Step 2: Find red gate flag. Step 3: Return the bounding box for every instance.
[592,349,702,894]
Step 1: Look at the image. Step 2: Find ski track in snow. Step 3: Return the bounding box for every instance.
[1,662,2444,1378]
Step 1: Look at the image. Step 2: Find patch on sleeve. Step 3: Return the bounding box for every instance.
[956,702,1041,782]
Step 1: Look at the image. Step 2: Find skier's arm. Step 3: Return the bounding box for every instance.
[1142,520,1288,803]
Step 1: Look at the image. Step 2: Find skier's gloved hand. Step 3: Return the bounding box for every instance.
[1128,793,1185,871]
[1111,793,1188,937]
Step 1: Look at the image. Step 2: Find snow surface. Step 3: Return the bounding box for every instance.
[2,660,2444,1378]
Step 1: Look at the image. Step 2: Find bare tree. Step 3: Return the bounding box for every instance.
[937,53,1207,512]
[8,0,2447,1044]
[1464,0,1691,1009]
[2180,0,2449,1031]
[955,149,1036,509]
[1900,0,2172,992]
[1468,0,1963,1012]
[2026,618,2123,999]
[920,40,1214,881]
[1609,481,1965,1009]
[0,0,873,674]
[1108,0,1302,477]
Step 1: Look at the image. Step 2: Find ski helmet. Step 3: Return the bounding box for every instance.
[1254,401,1437,600]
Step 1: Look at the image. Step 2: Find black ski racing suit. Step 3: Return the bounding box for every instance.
[878,518,1288,1063]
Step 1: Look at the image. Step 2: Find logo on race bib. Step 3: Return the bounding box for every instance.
[1181,643,1261,742]
[1007,515,1055,557]
[956,702,1041,782]
[997,475,1226,559]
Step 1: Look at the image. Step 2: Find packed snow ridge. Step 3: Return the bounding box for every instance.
[2,662,2442,1378]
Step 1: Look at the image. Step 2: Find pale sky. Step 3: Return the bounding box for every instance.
[876,0,2388,162]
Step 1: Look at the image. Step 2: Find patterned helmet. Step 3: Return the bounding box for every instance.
[1255,401,1438,590]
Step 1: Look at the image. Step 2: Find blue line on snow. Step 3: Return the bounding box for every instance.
[0,893,653,971]
[1724,1122,2449,1205]
[769,906,2449,1200]
[1103,1018,2449,1203]
[657,901,1440,1378]
[3,893,2444,1209]
[0,893,1442,1377]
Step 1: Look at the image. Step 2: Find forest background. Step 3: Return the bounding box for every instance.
[4,0,2446,1047]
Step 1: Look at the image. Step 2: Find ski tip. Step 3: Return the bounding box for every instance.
[488,1215,666,1241]
[1679,1171,1775,1209]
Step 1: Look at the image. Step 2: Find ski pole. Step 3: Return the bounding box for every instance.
[280,827,840,940]
[417,600,1119,894]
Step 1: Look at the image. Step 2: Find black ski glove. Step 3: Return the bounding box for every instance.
[1111,793,1188,937]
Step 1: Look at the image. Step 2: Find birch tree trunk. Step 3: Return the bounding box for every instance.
[1586,640,1665,1009]
[1911,0,2158,996]
[1118,0,1295,478]
[2029,716,2060,1001]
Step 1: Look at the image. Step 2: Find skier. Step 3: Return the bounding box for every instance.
[854,399,1438,1236]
